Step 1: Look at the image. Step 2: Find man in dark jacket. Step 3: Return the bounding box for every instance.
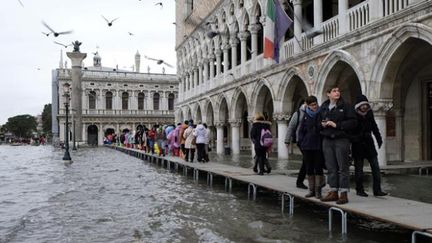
[319,86,357,205]
[352,95,387,197]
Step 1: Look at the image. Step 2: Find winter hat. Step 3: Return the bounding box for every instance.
[354,94,370,110]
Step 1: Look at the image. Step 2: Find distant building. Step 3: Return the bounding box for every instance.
[52,51,178,146]
[175,0,432,164]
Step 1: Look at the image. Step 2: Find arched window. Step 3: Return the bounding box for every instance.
[105,91,113,110]
[89,91,96,110]
[138,92,145,110]
[168,93,175,110]
[153,93,160,110]
[122,92,129,110]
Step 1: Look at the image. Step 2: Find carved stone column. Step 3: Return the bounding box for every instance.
[66,51,87,142]
[248,24,260,59]
[222,42,230,73]
[229,120,241,155]
[292,0,303,54]
[230,35,239,68]
[338,0,349,34]
[238,31,249,66]
[370,99,394,166]
[274,113,289,159]
[215,49,222,76]
[208,54,215,81]
[215,122,225,154]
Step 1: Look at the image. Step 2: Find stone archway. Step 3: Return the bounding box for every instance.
[205,101,215,150]
[87,125,98,146]
[196,105,203,123]
[281,74,309,116]
[231,90,249,154]
[216,96,230,154]
[378,38,432,161]
[320,60,362,105]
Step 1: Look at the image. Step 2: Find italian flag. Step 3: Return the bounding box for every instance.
[264,0,276,60]
[264,0,293,63]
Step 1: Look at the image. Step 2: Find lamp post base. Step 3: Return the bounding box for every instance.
[63,151,72,161]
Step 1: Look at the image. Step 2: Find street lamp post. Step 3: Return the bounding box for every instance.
[63,83,72,161]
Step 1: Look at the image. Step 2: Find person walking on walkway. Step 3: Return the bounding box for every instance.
[183,120,196,162]
[179,120,189,159]
[203,123,211,162]
[319,86,357,205]
[297,96,325,199]
[194,122,208,162]
[250,112,272,175]
[284,100,308,189]
[352,95,388,197]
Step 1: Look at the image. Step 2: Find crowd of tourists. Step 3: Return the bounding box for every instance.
[106,119,211,163]
[108,84,386,205]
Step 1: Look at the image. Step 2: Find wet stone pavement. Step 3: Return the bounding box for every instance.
[0,145,429,242]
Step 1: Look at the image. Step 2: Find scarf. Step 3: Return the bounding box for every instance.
[306,107,320,118]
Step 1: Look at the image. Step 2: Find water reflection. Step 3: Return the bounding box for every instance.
[0,146,417,242]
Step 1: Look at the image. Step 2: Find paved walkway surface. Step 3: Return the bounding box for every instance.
[110,146,432,234]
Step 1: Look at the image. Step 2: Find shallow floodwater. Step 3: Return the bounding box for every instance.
[0,146,420,242]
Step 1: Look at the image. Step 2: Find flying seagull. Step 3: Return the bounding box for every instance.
[128,32,134,36]
[42,21,73,37]
[102,15,119,27]
[42,31,50,37]
[17,0,24,7]
[54,41,72,48]
[155,2,163,8]
[144,55,173,68]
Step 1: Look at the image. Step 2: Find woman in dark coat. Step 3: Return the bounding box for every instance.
[297,96,324,198]
[250,112,272,175]
[352,95,387,197]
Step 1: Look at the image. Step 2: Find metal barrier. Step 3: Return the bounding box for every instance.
[281,192,294,215]
[193,169,199,181]
[329,207,348,235]
[207,172,213,187]
[412,231,432,243]
[225,177,232,193]
[248,183,257,201]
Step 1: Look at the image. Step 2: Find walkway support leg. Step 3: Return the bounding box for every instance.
[329,207,348,235]
[207,172,213,187]
[248,183,257,201]
[225,177,232,193]
[412,231,432,243]
[281,192,294,215]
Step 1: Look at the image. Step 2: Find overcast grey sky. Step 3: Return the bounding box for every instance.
[0,0,176,125]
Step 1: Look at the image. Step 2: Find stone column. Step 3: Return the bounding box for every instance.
[371,100,393,166]
[230,120,241,155]
[215,49,222,76]
[209,55,215,81]
[276,117,289,159]
[198,63,203,86]
[238,32,249,66]
[293,0,303,54]
[216,122,224,154]
[230,35,239,68]
[338,0,349,34]
[66,51,87,142]
[369,0,383,21]
[249,24,260,59]
[98,123,104,145]
[313,0,323,44]
[203,58,209,84]
[193,67,198,96]
[222,42,230,74]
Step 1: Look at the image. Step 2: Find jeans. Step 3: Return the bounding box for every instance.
[196,143,205,162]
[185,148,195,162]
[322,138,351,191]
[354,156,383,193]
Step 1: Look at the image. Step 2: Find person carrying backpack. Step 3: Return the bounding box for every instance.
[250,112,272,175]
[284,100,309,189]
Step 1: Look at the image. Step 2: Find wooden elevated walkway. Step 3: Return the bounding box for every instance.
[108,145,432,240]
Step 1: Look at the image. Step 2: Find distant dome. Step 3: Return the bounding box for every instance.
[93,51,101,67]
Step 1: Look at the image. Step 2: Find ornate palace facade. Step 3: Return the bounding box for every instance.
[52,52,178,145]
[175,0,432,165]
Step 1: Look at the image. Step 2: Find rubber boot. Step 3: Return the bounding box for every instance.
[315,175,323,199]
[305,176,315,198]
[336,192,349,205]
[321,191,339,202]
